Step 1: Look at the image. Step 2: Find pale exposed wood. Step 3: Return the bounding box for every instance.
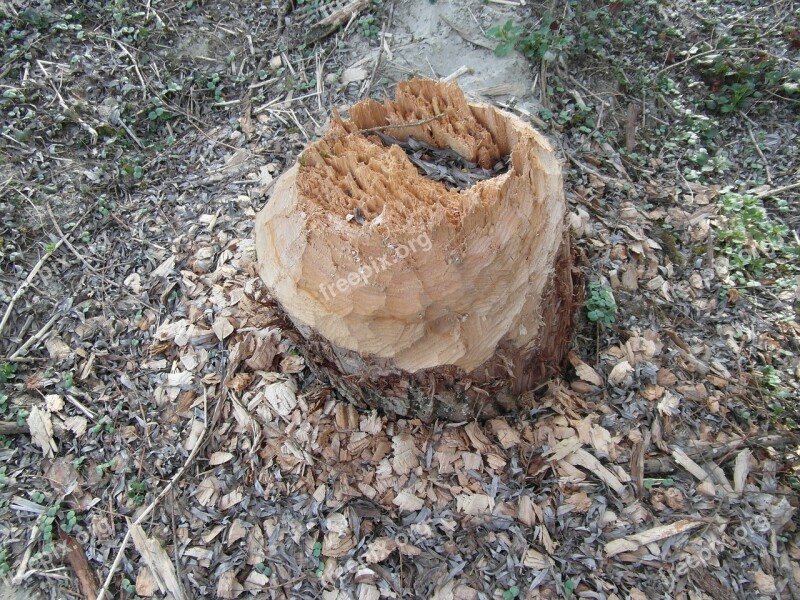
[254,80,576,420]
[670,447,711,482]
[605,519,704,558]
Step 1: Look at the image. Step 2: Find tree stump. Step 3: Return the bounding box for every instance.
[254,79,579,421]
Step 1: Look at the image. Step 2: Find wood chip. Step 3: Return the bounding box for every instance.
[264,379,297,416]
[670,447,711,483]
[605,519,703,557]
[392,490,424,512]
[362,537,397,563]
[733,448,752,494]
[566,448,630,500]
[216,570,244,599]
[130,522,186,600]
[567,352,603,386]
[488,418,521,449]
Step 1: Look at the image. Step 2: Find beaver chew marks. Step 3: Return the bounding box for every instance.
[254,79,579,422]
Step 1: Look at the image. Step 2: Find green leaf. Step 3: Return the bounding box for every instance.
[495,41,514,57]
[564,579,575,597]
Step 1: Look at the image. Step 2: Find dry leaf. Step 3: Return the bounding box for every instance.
[209,451,234,466]
[27,407,56,458]
[362,537,397,563]
[608,359,633,384]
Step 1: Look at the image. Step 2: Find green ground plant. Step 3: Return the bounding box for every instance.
[127,478,147,505]
[586,282,617,327]
[715,190,798,287]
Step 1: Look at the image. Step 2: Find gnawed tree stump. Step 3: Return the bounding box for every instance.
[254,79,579,421]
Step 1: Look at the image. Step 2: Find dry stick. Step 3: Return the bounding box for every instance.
[328,112,448,141]
[46,203,120,290]
[12,521,41,585]
[364,0,395,98]
[0,204,94,340]
[745,122,773,185]
[113,39,148,101]
[625,103,640,153]
[58,529,100,600]
[95,390,211,600]
[8,312,60,361]
[755,180,800,199]
[655,46,799,79]
[0,421,28,435]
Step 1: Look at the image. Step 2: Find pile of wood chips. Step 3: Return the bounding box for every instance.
[141,193,798,599]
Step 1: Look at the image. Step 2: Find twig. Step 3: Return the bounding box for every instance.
[440,15,496,51]
[328,112,448,140]
[655,47,799,79]
[0,204,94,340]
[0,421,28,435]
[95,390,212,600]
[755,181,800,199]
[625,103,640,153]
[113,39,148,101]
[58,529,100,600]
[12,521,41,585]
[46,203,119,290]
[64,393,98,421]
[364,0,395,98]
[744,121,773,185]
[643,433,800,474]
[9,312,61,360]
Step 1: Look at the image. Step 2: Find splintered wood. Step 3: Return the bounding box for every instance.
[254,79,579,420]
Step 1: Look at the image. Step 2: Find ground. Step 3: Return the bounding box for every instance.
[0,0,799,599]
